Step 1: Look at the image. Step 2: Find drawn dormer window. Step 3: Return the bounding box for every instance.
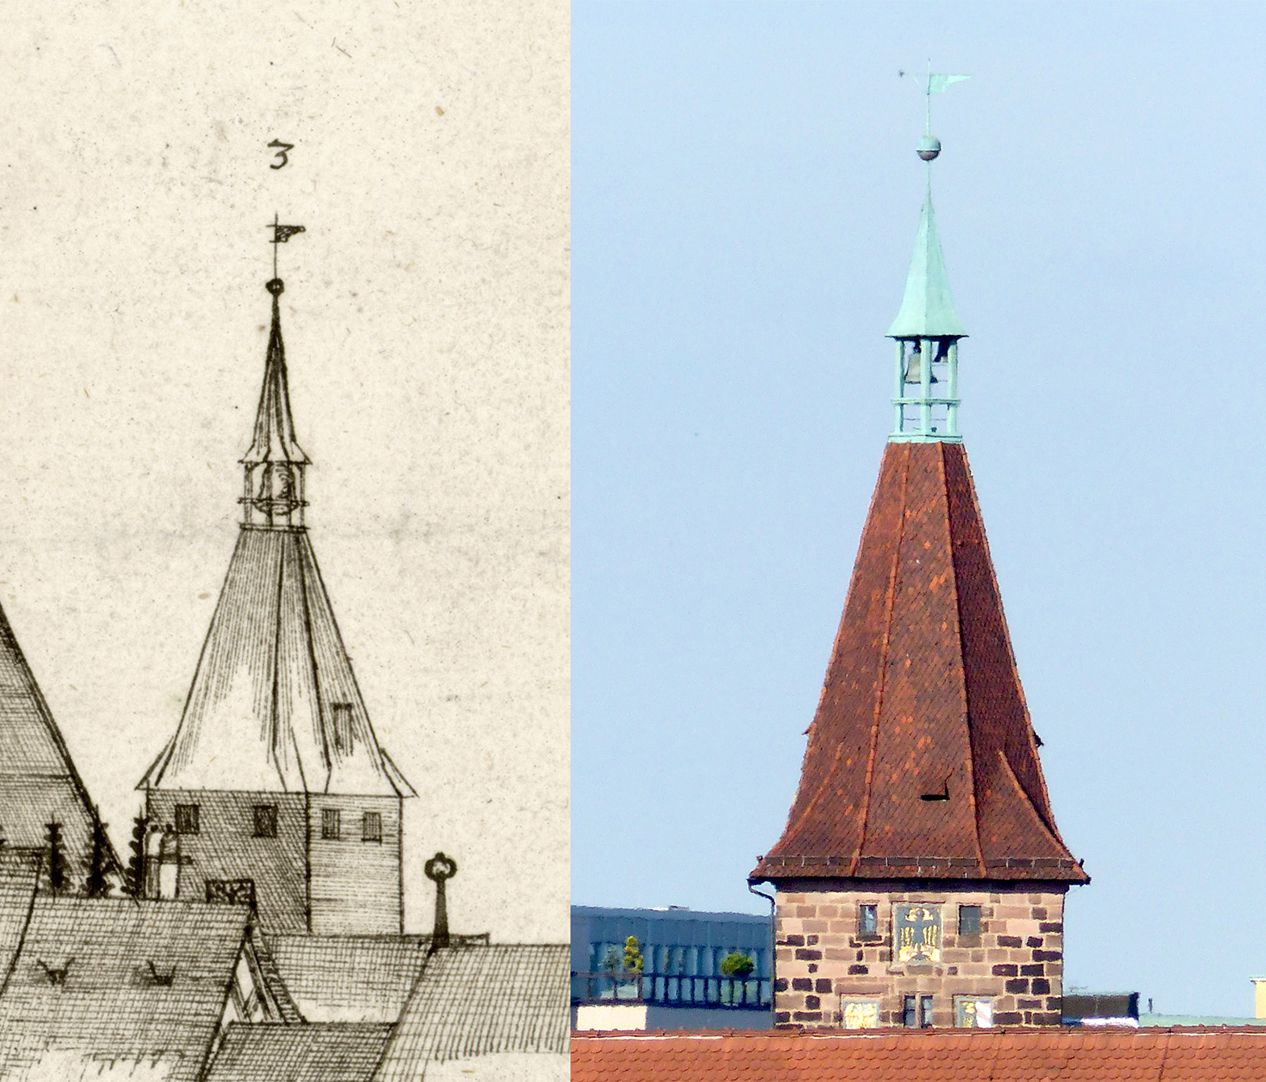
[332,703,354,754]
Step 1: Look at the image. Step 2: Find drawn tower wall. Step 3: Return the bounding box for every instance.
[307,793,403,935]
[146,789,309,933]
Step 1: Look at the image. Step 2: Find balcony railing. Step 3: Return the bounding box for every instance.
[571,970,772,1009]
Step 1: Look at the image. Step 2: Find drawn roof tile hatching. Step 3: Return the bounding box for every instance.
[271,934,434,1023]
[570,1029,1266,1082]
[752,441,1086,884]
[374,944,571,1080]
[204,1023,394,1082]
[139,282,413,798]
[0,888,253,1082]
[0,600,117,878]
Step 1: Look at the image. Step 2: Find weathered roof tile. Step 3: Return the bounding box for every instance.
[752,442,1085,883]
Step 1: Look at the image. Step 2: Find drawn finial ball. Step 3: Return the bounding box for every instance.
[266,277,285,296]
[425,851,458,882]
[917,135,942,162]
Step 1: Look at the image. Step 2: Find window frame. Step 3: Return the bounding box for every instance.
[322,807,342,841]
[839,996,881,1030]
[857,903,879,939]
[361,810,383,843]
[958,904,983,938]
[954,995,994,1028]
[251,803,278,839]
[903,994,935,1029]
[902,994,918,1028]
[174,803,200,835]
[920,994,934,1028]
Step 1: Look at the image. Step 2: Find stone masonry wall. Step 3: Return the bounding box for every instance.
[774,881,1067,1029]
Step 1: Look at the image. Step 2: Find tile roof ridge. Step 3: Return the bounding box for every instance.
[939,443,986,877]
[850,442,911,875]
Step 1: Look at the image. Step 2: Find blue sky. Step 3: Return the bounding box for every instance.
[573,1,1266,1017]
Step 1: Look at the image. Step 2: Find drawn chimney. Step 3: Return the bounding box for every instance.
[424,851,458,952]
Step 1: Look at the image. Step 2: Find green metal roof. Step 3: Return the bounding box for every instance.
[886,190,966,340]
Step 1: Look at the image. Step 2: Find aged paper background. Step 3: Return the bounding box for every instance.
[0,2,568,945]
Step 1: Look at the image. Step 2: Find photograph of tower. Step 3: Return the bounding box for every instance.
[571,1,1266,1076]
[0,2,568,1079]
[749,107,1087,1030]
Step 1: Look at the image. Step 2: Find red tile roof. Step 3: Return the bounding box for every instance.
[752,442,1086,883]
[572,1028,1266,1081]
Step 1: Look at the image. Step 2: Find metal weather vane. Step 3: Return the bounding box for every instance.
[268,213,306,279]
[899,62,971,165]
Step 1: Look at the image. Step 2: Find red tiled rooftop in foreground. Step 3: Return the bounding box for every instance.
[753,441,1086,884]
[571,1028,1266,1081]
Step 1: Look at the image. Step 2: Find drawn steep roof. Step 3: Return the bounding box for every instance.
[752,442,1085,883]
[0,894,254,1082]
[140,280,413,798]
[0,598,116,878]
[375,944,570,1080]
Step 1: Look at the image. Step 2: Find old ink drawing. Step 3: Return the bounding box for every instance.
[0,251,568,1080]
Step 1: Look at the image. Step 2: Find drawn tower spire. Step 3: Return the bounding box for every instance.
[140,228,415,936]
[242,221,310,529]
[750,78,1086,1031]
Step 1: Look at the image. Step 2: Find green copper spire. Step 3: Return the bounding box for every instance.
[886,191,966,339]
[887,68,970,444]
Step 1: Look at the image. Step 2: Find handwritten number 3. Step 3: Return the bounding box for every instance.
[268,140,294,170]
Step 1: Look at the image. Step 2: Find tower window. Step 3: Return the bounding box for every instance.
[858,903,878,937]
[840,997,880,1029]
[958,905,982,937]
[903,994,934,1028]
[902,995,917,1028]
[955,996,993,1028]
[252,804,278,838]
[174,804,200,835]
[362,811,383,843]
[322,808,341,840]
